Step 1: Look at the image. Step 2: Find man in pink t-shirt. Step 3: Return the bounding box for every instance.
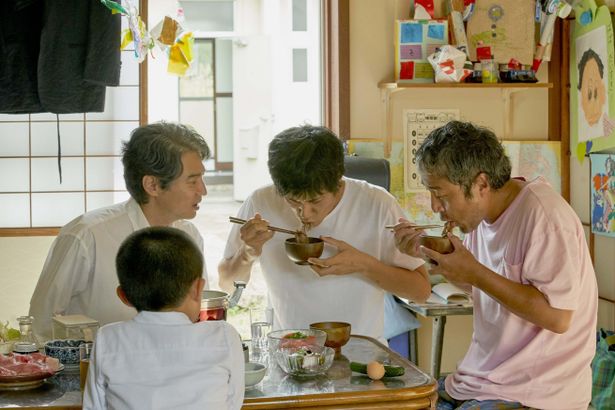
[393,121,598,410]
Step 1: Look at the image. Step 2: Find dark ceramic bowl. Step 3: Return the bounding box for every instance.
[419,235,453,264]
[419,235,453,254]
[44,339,85,368]
[284,237,324,265]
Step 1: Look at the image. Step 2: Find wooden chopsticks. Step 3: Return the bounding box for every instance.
[385,224,442,230]
[228,216,299,235]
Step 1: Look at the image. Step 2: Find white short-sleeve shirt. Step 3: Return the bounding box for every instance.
[223,178,424,341]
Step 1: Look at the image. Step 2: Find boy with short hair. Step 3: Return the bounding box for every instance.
[83,227,244,410]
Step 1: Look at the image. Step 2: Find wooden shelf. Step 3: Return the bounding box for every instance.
[378,81,553,89]
[378,81,555,160]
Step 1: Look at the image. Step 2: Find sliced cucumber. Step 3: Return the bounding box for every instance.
[349,361,405,377]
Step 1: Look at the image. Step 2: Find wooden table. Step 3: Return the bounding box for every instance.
[400,299,473,379]
[243,335,437,409]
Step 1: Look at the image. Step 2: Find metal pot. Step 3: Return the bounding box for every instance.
[199,281,246,321]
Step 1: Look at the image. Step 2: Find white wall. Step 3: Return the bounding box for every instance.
[0,237,54,323]
[232,0,322,200]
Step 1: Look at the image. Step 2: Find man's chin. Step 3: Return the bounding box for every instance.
[184,210,198,220]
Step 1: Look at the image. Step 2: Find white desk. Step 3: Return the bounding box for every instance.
[401,299,473,379]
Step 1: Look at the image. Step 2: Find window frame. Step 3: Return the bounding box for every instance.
[0,0,347,236]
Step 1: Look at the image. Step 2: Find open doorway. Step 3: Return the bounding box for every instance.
[148,0,323,197]
[179,38,234,176]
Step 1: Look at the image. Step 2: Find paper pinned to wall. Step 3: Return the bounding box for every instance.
[466,0,535,64]
[590,153,615,237]
[502,140,562,194]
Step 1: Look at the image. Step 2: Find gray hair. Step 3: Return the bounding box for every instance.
[122,122,210,204]
[415,121,511,197]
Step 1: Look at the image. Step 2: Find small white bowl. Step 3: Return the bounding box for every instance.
[244,362,266,389]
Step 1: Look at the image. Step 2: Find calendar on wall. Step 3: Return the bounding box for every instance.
[403,109,460,192]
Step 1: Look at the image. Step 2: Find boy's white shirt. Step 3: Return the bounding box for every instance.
[83,311,244,410]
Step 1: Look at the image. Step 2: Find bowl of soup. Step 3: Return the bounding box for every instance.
[284,237,324,265]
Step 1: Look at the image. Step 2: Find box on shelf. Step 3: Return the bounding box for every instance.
[52,315,99,341]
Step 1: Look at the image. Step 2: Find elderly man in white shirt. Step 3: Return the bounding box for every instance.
[29,122,210,339]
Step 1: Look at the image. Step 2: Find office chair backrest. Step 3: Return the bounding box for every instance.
[343,155,391,192]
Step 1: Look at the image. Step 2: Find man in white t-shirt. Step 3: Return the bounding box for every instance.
[29,122,211,339]
[219,125,430,341]
[393,121,598,410]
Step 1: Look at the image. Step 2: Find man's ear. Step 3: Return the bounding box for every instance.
[142,175,160,197]
[116,286,134,307]
[474,172,490,194]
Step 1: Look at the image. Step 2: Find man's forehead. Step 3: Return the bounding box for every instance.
[421,173,447,188]
[286,192,323,202]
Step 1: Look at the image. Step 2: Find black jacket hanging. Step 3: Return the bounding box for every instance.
[0,0,121,114]
[0,0,45,113]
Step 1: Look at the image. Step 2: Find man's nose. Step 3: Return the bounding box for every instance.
[430,194,443,213]
[299,203,314,218]
[199,178,207,196]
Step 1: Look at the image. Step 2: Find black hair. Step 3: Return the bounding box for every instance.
[122,122,210,204]
[116,226,203,311]
[267,125,344,198]
[577,48,604,91]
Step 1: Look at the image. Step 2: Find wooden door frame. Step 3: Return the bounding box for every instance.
[323,0,350,140]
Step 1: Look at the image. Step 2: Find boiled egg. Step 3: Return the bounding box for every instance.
[366,361,385,380]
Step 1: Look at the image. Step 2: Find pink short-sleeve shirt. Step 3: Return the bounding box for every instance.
[446,178,598,410]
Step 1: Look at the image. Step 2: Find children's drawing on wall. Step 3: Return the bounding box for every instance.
[576,28,608,141]
[570,0,615,162]
[502,141,562,194]
[590,153,615,237]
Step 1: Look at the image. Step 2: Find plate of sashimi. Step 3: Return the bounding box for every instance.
[0,352,62,390]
